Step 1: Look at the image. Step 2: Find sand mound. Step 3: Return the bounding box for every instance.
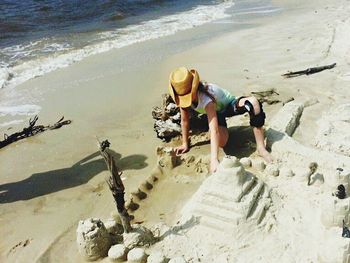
[314,103,350,157]
[144,101,350,263]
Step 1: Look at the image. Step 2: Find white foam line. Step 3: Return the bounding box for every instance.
[0,119,25,127]
[0,0,235,91]
[0,104,41,117]
[234,6,276,12]
[233,8,282,16]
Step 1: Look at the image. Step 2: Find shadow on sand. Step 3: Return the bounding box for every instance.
[190,125,257,158]
[223,125,257,158]
[0,150,148,204]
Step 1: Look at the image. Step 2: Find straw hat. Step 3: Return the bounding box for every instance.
[168,67,200,108]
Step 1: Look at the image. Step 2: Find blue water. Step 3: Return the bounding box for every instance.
[0,0,226,47]
[0,0,281,91]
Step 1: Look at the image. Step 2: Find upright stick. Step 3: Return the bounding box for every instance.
[97,139,132,233]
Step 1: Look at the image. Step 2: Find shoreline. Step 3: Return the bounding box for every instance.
[0,0,283,92]
[1,0,350,262]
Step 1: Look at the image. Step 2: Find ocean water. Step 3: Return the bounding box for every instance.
[0,0,281,119]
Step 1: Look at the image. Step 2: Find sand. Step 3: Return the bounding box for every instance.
[1,0,350,262]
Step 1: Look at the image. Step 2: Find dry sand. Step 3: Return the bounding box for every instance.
[1,0,350,262]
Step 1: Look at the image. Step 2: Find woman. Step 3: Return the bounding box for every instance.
[168,67,272,173]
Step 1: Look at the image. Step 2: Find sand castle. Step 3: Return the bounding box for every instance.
[77,100,350,262]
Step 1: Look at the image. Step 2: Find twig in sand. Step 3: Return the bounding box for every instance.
[97,138,132,233]
[0,115,71,149]
[282,63,336,78]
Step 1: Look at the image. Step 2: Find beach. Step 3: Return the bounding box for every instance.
[1,0,350,262]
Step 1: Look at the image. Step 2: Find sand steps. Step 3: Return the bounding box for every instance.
[205,191,235,203]
[181,158,272,237]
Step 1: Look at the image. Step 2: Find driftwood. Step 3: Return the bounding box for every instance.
[0,115,71,149]
[251,89,281,105]
[251,88,295,105]
[282,63,336,78]
[97,139,132,233]
[152,94,207,141]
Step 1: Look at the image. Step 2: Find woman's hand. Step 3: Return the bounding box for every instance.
[210,158,219,173]
[175,144,189,155]
[175,107,190,156]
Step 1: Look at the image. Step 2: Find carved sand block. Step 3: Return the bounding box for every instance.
[217,156,245,187]
[126,148,174,214]
[267,101,350,172]
[127,247,148,263]
[150,165,163,181]
[147,251,167,263]
[156,146,178,170]
[317,231,350,263]
[251,159,266,172]
[131,189,147,201]
[314,103,350,157]
[320,170,350,229]
[141,181,153,191]
[103,218,124,235]
[240,157,252,168]
[145,156,276,261]
[341,242,350,263]
[264,163,280,177]
[269,101,304,136]
[328,169,350,196]
[76,218,112,261]
[180,156,274,237]
[108,244,128,262]
[321,196,350,228]
[126,198,140,212]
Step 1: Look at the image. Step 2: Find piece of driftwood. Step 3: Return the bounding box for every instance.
[251,88,282,105]
[152,94,180,123]
[152,94,207,141]
[282,63,336,78]
[97,139,132,233]
[0,115,71,149]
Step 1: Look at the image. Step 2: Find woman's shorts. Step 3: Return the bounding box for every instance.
[202,98,244,129]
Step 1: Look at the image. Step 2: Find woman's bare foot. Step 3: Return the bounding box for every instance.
[257,146,273,163]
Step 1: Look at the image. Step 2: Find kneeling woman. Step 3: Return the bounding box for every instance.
[168,67,272,173]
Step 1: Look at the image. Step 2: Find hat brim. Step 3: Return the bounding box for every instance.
[168,69,199,108]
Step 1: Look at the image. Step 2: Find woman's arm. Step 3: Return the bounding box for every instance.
[175,107,190,155]
[205,102,220,173]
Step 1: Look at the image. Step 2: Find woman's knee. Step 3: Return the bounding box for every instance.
[246,96,261,114]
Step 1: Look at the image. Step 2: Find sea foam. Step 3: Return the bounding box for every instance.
[0,1,235,90]
[0,104,41,117]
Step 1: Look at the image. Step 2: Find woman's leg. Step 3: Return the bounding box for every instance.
[236,96,273,162]
[253,126,273,162]
[218,126,229,148]
[207,125,229,148]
